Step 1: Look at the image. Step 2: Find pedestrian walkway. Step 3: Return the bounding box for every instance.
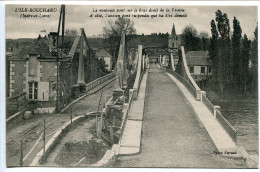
[166,73,237,153]
[119,72,147,155]
[115,66,245,168]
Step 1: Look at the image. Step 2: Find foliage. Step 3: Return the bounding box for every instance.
[211,10,232,94]
[37,34,42,40]
[209,9,257,95]
[232,17,242,85]
[181,25,199,52]
[249,26,258,92]
[199,31,209,51]
[102,17,136,69]
[209,20,219,80]
[240,34,250,91]
[98,57,109,74]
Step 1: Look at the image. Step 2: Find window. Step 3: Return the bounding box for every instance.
[201,66,205,74]
[29,82,38,100]
[209,67,212,73]
[190,66,194,73]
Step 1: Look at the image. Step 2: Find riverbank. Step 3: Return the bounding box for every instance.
[203,85,258,155]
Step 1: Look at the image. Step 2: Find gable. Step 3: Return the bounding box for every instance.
[186,51,212,66]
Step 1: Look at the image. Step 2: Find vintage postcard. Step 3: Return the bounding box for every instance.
[3,2,259,169]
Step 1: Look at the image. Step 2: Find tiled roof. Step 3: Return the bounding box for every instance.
[96,49,112,57]
[88,38,110,50]
[186,51,212,66]
[9,38,52,59]
[7,36,78,59]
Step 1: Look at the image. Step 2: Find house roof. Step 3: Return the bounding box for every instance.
[7,35,80,60]
[96,49,112,58]
[9,38,53,59]
[186,51,212,66]
[88,38,110,50]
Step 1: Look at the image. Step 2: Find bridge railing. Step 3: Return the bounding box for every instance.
[167,46,201,100]
[201,92,215,114]
[166,69,199,100]
[168,46,237,144]
[201,92,237,143]
[216,109,237,143]
[132,45,145,99]
[85,71,116,92]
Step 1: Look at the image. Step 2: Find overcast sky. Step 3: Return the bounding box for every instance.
[5,5,258,39]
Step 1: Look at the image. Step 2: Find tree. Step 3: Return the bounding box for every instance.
[98,58,109,73]
[209,19,219,80]
[37,34,42,40]
[102,17,136,69]
[249,25,258,93]
[241,34,250,92]
[199,31,209,51]
[181,25,199,52]
[232,17,242,85]
[209,10,232,95]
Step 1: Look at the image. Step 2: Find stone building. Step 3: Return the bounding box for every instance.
[186,51,213,81]
[7,28,103,111]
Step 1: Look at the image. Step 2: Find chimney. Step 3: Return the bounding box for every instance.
[48,32,58,53]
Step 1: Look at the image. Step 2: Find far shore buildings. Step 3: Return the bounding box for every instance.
[186,51,213,81]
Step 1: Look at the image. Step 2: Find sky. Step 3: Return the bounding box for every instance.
[5,5,258,39]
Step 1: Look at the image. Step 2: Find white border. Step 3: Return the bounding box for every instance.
[1,1,259,172]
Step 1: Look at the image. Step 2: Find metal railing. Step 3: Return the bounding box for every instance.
[85,72,116,92]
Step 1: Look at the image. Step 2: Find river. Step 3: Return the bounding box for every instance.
[218,99,258,155]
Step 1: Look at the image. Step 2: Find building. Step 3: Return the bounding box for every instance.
[161,23,181,67]
[186,51,213,81]
[7,28,103,111]
[168,23,182,49]
[95,48,113,71]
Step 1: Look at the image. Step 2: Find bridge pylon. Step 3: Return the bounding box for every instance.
[115,29,127,89]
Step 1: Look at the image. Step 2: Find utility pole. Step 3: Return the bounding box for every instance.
[56,5,66,112]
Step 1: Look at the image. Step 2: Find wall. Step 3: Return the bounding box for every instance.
[6,55,10,97]
[40,61,57,104]
[9,60,26,97]
[189,65,212,81]
[104,57,112,70]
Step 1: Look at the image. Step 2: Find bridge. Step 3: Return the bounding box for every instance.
[112,43,245,167]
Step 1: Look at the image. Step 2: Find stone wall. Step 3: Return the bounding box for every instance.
[9,60,26,97]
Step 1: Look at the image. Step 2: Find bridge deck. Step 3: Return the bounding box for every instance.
[116,65,245,168]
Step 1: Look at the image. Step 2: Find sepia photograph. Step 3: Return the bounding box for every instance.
[3,3,259,169]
